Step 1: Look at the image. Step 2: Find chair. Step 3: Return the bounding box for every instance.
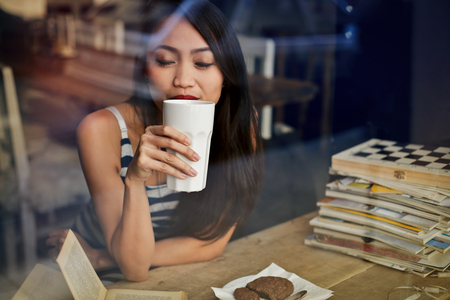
[237,34,276,140]
[0,63,91,275]
[0,62,35,274]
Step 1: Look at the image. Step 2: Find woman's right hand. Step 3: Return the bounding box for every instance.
[126,125,200,183]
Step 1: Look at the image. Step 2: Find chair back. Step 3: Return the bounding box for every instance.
[237,34,276,79]
[237,35,276,139]
[0,63,30,195]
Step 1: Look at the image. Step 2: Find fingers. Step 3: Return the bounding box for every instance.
[148,125,192,146]
[46,236,66,248]
[135,125,200,179]
[48,229,69,238]
[47,229,69,249]
[46,230,70,261]
[136,147,196,179]
[146,125,200,162]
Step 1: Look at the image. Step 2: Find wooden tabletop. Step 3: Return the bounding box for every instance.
[106,211,450,299]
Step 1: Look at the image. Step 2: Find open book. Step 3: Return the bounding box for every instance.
[12,230,188,300]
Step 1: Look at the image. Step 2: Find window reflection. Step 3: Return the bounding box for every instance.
[0,0,449,296]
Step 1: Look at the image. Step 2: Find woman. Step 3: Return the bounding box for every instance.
[47,0,263,282]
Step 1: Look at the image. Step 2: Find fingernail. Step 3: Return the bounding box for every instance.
[184,138,191,145]
[190,168,198,177]
[193,153,200,161]
[180,173,188,179]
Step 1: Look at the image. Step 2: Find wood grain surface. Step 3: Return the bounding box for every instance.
[107,211,375,299]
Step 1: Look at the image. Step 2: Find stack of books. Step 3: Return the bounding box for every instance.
[305,139,450,277]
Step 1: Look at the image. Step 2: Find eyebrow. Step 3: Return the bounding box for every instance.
[152,45,211,54]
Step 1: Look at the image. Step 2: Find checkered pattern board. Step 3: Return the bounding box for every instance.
[349,139,450,171]
[332,139,450,188]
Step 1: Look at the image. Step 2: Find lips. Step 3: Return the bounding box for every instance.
[172,94,199,100]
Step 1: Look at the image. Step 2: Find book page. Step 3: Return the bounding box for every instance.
[105,289,188,300]
[56,229,107,300]
[12,264,73,300]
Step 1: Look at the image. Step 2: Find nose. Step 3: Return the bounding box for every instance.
[173,63,195,88]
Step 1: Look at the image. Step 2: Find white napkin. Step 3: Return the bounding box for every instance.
[211,263,333,300]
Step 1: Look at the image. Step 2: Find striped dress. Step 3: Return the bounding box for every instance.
[72,106,179,249]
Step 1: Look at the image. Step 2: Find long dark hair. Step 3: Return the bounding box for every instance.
[128,0,264,241]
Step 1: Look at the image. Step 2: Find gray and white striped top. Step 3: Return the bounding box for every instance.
[72,106,179,248]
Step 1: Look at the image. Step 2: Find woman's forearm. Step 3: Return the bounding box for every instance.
[110,178,155,281]
[151,226,235,267]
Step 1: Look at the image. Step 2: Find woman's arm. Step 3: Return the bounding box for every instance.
[47,226,235,273]
[152,225,235,266]
[75,107,231,281]
[76,109,153,281]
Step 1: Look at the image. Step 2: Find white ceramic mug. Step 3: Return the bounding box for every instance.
[163,100,215,192]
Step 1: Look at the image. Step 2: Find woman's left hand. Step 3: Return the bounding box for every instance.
[46,229,116,270]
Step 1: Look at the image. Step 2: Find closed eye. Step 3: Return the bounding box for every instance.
[195,62,215,69]
[156,59,175,67]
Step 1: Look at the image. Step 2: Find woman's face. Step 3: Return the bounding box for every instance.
[147,18,224,110]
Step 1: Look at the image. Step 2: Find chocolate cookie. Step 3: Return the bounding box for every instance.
[246,276,294,300]
[234,287,260,300]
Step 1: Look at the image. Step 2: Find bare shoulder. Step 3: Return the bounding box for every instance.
[76,107,122,150]
[78,107,114,133]
[75,106,126,176]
